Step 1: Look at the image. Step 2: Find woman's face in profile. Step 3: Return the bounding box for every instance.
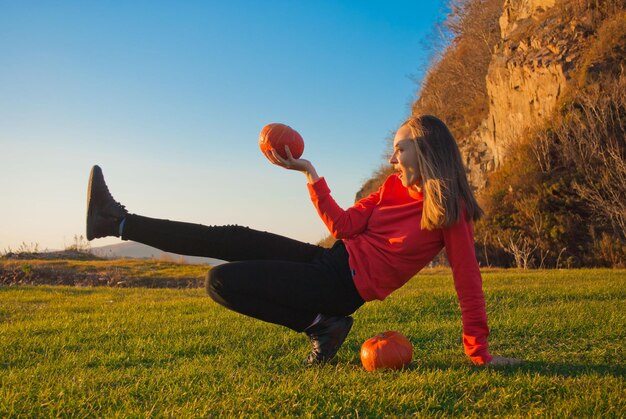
[389,125,421,188]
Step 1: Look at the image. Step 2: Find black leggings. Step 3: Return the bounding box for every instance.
[122,214,365,332]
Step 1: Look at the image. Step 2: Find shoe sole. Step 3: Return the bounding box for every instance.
[85,165,102,241]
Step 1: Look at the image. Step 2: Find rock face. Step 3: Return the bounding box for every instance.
[462,0,594,188]
[499,0,556,38]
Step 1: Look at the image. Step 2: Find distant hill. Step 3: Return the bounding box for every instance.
[91,242,225,266]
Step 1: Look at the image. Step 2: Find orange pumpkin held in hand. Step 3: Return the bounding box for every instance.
[360,331,413,372]
[259,123,305,160]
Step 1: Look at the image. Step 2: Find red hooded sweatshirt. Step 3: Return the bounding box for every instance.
[307,173,492,364]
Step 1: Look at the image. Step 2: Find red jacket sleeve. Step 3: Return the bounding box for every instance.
[442,215,493,365]
[307,177,380,239]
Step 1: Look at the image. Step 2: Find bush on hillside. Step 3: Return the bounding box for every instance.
[476,68,625,268]
[413,0,503,140]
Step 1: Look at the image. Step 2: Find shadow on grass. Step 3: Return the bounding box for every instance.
[405,359,626,379]
[496,360,626,379]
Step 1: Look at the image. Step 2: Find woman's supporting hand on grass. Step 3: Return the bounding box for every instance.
[267,146,320,184]
[486,355,523,366]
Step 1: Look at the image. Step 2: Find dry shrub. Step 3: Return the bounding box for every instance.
[353,0,504,217]
[477,69,625,267]
[555,74,626,238]
[354,165,395,202]
[316,235,337,249]
[413,0,503,139]
[578,9,626,84]
[595,233,626,268]
[563,0,625,26]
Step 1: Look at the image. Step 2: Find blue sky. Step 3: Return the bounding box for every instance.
[0,1,447,252]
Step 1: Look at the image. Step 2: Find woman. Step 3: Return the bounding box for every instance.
[86,115,521,366]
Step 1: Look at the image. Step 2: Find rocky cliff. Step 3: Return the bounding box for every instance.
[355,0,605,199]
[463,0,598,188]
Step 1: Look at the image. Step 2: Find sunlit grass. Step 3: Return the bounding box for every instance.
[0,269,624,416]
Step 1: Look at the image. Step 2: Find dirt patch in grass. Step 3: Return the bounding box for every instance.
[0,257,210,288]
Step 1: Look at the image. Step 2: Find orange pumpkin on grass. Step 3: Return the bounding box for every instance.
[360,331,413,372]
[259,123,305,160]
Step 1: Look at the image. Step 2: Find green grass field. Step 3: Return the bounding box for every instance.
[1,269,624,417]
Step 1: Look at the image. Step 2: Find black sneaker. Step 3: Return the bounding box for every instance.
[86,165,128,240]
[304,315,353,365]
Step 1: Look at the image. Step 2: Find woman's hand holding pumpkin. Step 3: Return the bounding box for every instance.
[268,146,320,183]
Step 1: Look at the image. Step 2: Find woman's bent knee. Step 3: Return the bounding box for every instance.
[205,265,226,302]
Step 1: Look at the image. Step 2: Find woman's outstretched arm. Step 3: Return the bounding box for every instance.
[267,145,379,239]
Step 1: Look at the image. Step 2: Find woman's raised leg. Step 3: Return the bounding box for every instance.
[86,165,324,262]
[122,215,324,262]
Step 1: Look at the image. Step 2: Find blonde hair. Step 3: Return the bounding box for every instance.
[401,115,483,230]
